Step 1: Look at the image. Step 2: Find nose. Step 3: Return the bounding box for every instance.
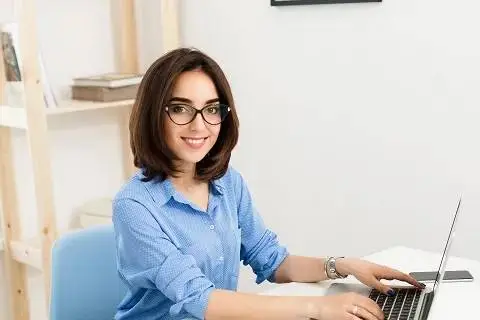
[188,111,206,131]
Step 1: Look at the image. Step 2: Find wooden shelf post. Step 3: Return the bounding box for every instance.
[161,0,181,53]
[17,0,58,311]
[114,0,139,180]
[0,33,31,320]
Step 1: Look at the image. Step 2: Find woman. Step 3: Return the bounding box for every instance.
[113,48,423,320]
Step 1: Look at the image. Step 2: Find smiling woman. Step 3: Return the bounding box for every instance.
[129,48,239,182]
[112,47,422,320]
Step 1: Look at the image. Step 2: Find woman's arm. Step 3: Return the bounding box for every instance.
[205,288,384,320]
[273,255,329,283]
[273,255,425,296]
[205,289,317,320]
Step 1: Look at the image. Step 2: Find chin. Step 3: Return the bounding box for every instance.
[182,154,208,165]
[176,148,210,165]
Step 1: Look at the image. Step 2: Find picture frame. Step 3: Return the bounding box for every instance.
[271,0,382,6]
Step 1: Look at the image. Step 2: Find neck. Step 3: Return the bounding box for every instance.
[170,162,201,189]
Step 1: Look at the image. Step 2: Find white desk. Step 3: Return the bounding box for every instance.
[262,246,480,319]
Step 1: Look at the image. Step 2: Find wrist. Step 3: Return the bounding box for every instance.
[302,296,322,319]
[324,256,349,279]
[334,257,352,277]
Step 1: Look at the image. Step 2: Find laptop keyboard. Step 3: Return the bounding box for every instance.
[369,288,422,320]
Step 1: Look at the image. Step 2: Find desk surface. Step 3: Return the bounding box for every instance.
[261,246,480,319]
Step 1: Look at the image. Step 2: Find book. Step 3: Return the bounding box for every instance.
[71,84,139,102]
[0,22,57,108]
[0,28,21,82]
[73,73,143,88]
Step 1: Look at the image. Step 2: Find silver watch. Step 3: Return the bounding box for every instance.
[324,256,348,279]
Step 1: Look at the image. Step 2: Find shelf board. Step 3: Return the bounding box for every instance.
[78,197,113,228]
[46,99,135,115]
[0,99,134,129]
[10,237,42,270]
[0,105,28,129]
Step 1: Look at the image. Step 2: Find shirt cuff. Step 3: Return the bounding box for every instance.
[256,245,289,284]
[181,286,216,319]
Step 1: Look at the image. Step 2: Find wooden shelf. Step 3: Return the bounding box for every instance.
[10,237,42,270]
[46,99,134,115]
[0,99,134,129]
[0,105,28,129]
[78,197,114,228]
[0,1,179,318]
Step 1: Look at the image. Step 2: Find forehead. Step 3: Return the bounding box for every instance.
[171,70,219,103]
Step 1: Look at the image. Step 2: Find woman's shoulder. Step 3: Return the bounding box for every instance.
[113,170,161,204]
[214,165,249,195]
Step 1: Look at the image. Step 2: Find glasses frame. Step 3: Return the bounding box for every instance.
[165,103,231,126]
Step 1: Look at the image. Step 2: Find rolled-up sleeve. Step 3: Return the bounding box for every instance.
[112,198,215,319]
[233,171,289,284]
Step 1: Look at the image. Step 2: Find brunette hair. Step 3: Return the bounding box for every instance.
[129,47,239,182]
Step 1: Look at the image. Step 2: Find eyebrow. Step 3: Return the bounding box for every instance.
[169,97,220,105]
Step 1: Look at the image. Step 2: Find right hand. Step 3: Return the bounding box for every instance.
[311,292,384,320]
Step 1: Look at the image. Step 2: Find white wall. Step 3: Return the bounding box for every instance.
[180,0,480,292]
[1,0,480,318]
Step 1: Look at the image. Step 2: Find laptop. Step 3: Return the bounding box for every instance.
[326,198,463,320]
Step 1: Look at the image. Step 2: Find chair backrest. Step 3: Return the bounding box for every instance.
[49,225,127,320]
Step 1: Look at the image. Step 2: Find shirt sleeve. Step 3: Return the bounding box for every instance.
[112,197,215,319]
[233,170,289,284]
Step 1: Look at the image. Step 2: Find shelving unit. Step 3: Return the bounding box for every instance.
[0,1,180,319]
[1,100,135,129]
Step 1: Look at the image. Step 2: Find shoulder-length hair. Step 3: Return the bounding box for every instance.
[129,47,239,182]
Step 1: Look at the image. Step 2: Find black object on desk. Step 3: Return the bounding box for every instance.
[409,270,474,283]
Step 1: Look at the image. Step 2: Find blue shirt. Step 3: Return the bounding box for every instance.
[112,166,289,320]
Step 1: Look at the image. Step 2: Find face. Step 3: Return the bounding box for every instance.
[164,70,223,170]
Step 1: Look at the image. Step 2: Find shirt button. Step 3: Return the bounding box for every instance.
[209,225,215,230]
[219,256,224,261]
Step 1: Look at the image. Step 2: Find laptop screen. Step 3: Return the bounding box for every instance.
[432,198,462,294]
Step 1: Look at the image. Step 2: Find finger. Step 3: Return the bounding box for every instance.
[379,268,426,289]
[346,313,362,320]
[367,276,396,297]
[356,295,385,320]
[392,270,426,289]
[344,309,363,320]
[355,305,383,320]
[346,314,362,320]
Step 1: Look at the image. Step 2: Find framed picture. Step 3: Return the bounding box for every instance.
[271,0,381,5]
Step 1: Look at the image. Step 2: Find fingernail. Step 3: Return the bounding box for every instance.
[387,289,396,297]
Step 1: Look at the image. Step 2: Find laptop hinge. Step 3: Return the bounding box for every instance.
[418,291,435,320]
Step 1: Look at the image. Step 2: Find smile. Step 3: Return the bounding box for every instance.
[181,137,208,148]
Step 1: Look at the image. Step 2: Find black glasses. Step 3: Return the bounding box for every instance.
[165,103,230,125]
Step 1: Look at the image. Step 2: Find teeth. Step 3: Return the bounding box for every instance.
[185,138,205,145]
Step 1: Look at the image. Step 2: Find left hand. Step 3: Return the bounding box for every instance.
[336,258,426,296]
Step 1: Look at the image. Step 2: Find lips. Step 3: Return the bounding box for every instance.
[181,137,207,149]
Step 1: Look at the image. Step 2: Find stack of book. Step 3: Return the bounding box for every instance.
[71,73,143,102]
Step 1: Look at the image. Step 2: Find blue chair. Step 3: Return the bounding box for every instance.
[49,225,127,320]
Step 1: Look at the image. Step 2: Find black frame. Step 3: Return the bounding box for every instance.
[271,0,381,5]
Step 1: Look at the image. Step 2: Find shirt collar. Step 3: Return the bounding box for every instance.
[138,171,175,206]
[139,171,225,206]
[210,178,224,195]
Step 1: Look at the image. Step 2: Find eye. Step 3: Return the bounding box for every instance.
[205,105,220,114]
[171,105,190,113]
